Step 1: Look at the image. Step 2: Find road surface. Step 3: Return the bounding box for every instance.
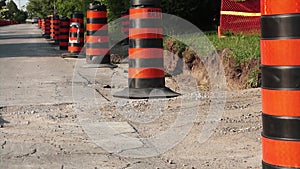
[0,24,262,168]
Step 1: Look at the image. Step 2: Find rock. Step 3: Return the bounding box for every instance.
[103,85,111,88]
[168,159,175,164]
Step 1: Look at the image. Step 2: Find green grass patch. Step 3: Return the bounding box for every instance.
[206,33,261,63]
[164,33,260,64]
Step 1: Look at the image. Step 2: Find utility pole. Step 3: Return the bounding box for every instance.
[53,0,56,15]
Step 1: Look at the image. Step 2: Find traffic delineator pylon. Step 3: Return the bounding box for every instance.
[113,0,180,99]
[83,1,117,68]
[62,11,84,58]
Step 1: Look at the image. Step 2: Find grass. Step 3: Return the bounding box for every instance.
[164,33,260,64]
[206,33,261,63]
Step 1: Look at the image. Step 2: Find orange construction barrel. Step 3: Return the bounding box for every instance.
[38,18,42,28]
[84,2,116,68]
[50,15,59,44]
[113,0,179,99]
[41,19,45,34]
[44,17,51,39]
[261,0,300,168]
[68,11,84,55]
[59,17,70,50]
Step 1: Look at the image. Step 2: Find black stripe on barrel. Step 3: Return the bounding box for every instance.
[262,114,300,140]
[68,12,84,54]
[261,66,300,90]
[86,2,111,64]
[261,14,300,40]
[131,0,160,7]
[129,39,163,48]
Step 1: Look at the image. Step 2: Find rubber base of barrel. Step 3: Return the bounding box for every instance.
[42,34,50,39]
[81,64,118,69]
[262,161,300,169]
[61,53,82,58]
[49,42,59,46]
[113,87,180,99]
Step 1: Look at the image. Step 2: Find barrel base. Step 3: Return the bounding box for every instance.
[61,52,81,58]
[113,87,180,99]
[81,63,117,69]
[59,46,68,50]
[42,34,50,39]
[262,161,298,169]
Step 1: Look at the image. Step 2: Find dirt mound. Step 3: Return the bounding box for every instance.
[165,39,261,91]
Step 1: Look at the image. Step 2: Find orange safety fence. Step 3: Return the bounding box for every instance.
[0,19,18,26]
[219,0,260,36]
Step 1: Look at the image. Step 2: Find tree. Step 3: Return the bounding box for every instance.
[0,0,8,19]
[0,0,5,8]
[14,10,28,23]
[26,0,220,30]
[0,0,27,23]
[6,0,18,20]
[162,0,220,30]
[26,0,54,18]
[94,0,129,21]
[55,0,94,18]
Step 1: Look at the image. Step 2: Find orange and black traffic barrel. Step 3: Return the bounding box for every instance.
[59,17,70,50]
[68,11,84,55]
[50,16,55,40]
[44,17,51,39]
[38,18,42,28]
[50,15,59,44]
[261,0,300,168]
[41,19,45,34]
[54,16,60,44]
[85,2,116,68]
[113,0,179,99]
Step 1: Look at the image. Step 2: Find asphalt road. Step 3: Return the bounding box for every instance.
[0,24,262,169]
[0,24,76,107]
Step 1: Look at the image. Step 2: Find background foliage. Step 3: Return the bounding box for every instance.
[0,0,27,23]
[26,0,220,30]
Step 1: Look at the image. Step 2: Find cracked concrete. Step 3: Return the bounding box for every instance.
[0,24,262,168]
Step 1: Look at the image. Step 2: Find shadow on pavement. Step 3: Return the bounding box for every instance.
[0,43,63,57]
[0,116,9,127]
[0,35,42,40]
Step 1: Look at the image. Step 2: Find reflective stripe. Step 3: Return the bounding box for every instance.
[128,68,164,78]
[262,89,300,117]
[261,39,300,66]
[129,48,163,59]
[262,136,300,168]
[220,10,261,16]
